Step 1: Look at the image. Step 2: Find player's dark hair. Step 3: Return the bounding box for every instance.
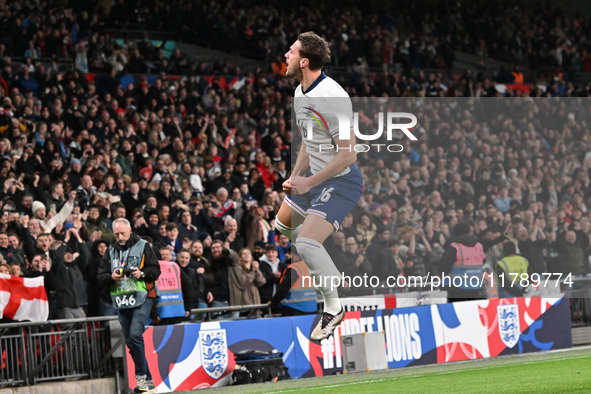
[297,31,330,70]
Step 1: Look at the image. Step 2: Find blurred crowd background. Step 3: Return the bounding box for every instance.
[0,0,590,320]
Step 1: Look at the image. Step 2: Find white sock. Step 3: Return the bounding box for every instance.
[295,237,342,315]
[275,219,302,242]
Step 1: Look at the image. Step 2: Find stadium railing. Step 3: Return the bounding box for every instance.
[561,277,591,327]
[10,57,75,72]
[0,315,117,388]
[0,303,272,389]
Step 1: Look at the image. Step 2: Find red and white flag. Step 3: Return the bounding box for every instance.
[0,273,48,322]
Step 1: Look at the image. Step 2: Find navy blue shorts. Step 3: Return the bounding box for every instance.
[285,164,363,230]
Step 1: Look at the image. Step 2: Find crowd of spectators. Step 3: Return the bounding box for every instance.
[5,1,591,84]
[88,0,591,78]
[324,98,591,293]
[0,0,591,323]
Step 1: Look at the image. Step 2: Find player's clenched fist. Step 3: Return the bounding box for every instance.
[282,178,292,194]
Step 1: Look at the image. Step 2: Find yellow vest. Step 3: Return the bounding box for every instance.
[496,254,529,288]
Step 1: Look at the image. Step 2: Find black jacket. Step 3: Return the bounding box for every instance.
[518,238,547,274]
[209,249,236,302]
[341,251,374,278]
[45,242,90,309]
[271,263,298,312]
[554,234,589,276]
[0,245,16,264]
[366,237,391,280]
[179,263,201,308]
[178,223,200,243]
[190,256,214,303]
[258,258,287,304]
[83,240,111,315]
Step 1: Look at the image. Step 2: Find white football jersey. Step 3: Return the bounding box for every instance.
[294,73,353,177]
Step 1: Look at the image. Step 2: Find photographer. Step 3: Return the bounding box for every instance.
[97,218,160,393]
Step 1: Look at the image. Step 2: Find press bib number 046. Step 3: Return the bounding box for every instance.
[114,294,137,308]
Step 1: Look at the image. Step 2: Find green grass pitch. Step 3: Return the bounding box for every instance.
[205,347,591,393]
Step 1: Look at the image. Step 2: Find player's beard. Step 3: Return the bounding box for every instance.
[286,66,303,82]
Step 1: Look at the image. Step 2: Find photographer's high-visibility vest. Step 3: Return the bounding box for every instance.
[109,239,148,309]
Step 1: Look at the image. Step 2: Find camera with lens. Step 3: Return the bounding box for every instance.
[116,267,135,276]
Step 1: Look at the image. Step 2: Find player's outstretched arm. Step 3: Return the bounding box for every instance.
[291,135,356,195]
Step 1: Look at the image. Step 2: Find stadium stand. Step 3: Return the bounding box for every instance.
[0,0,589,340]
